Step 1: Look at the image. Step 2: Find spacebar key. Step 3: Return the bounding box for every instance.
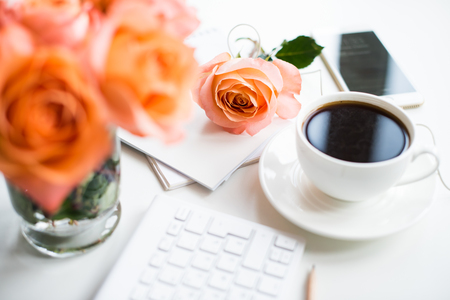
[242,231,274,271]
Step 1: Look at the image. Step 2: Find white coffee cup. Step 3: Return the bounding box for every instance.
[295,92,439,201]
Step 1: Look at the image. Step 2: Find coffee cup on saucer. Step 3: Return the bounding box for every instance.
[295,91,440,202]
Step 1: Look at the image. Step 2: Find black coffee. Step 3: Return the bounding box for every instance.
[304,102,409,163]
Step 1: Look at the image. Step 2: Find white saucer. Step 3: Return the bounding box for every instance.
[259,125,437,240]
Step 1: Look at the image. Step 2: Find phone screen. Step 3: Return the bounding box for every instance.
[329,31,415,96]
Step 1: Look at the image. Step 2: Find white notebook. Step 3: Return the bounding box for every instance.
[146,142,264,191]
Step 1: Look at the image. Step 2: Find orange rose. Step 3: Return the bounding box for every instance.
[107,0,199,39]
[91,0,199,142]
[192,53,302,136]
[0,48,112,214]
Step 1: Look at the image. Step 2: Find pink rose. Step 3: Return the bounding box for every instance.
[192,52,302,136]
[13,0,97,48]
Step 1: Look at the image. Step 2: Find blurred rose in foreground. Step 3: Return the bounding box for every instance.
[91,0,199,142]
[0,48,112,214]
[192,52,302,136]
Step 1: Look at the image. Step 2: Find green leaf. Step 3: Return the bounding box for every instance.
[274,36,324,69]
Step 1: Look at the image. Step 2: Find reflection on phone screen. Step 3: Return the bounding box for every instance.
[337,31,415,96]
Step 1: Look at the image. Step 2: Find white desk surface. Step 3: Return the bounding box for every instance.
[1,0,450,299]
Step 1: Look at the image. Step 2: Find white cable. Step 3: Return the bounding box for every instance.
[227,24,261,59]
[416,123,450,191]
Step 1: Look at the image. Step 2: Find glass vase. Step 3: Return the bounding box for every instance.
[7,133,121,258]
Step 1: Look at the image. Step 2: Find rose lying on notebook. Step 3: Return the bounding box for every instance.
[192,32,323,136]
[192,53,302,136]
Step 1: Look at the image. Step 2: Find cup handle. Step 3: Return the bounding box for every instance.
[395,145,440,186]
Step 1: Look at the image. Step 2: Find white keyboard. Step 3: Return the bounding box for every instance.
[94,195,306,300]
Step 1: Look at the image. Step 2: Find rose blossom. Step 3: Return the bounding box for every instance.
[107,0,199,39]
[90,0,199,142]
[85,0,199,38]
[0,4,35,81]
[0,48,112,214]
[192,52,302,136]
[13,0,95,48]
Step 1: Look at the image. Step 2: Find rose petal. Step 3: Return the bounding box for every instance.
[198,52,231,74]
[272,59,302,119]
[199,68,245,129]
[216,58,283,93]
[101,79,185,142]
[192,53,232,107]
[272,59,302,94]
[223,125,246,135]
[8,175,76,215]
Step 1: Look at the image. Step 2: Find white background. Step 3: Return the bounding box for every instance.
[1,0,450,299]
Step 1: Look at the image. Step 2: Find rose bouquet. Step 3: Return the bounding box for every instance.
[0,0,199,255]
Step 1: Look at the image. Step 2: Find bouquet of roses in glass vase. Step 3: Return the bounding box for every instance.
[0,0,199,257]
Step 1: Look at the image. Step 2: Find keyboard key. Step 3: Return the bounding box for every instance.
[183,270,208,289]
[149,251,166,268]
[279,250,292,264]
[200,235,223,254]
[208,218,228,238]
[224,236,247,256]
[158,265,184,285]
[173,288,201,300]
[130,284,148,300]
[209,271,233,291]
[185,212,210,235]
[140,267,159,284]
[208,218,253,239]
[264,261,287,278]
[257,276,282,296]
[148,283,174,300]
[228,223,253,239]
[167,220,184,236]
[158,236,175,252]
[168,248,192,268]
[227,288,254,300]
[191,252,215,271]
[200,289,227,300]
[269,247,282,262]
[274,235,297,251]
[235,269,259,289]
[177,232,200,251]
[243,231,274,271]
[175,207,190,221]
[216,253,239,273]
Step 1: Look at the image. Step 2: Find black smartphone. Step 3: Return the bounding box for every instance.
[312,28,423,108]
